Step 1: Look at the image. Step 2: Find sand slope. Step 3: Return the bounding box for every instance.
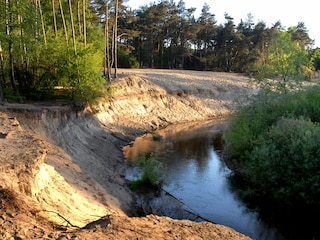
[0,69,255,239]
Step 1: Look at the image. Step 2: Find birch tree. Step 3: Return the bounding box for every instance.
[6,0,19,95]
[104,0,111,81]
[52,0,58,36]
[0,43,4,101]
[113,0,118,78]
[83,0,87,47]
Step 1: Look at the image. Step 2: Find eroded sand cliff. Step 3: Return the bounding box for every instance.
[0,69,256,239]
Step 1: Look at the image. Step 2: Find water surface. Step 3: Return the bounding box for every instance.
[124,120,284,239]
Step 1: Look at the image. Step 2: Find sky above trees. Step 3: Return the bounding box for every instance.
[127,0,320,47]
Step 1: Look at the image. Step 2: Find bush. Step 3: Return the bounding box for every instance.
[117,48,140,68]
[226,86,320,158]
[241,119,320,206]
[129,152,167,192]
[225,86,320,208]
[2,88,26,103]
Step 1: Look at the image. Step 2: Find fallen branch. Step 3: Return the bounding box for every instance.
[41,210,81,229]
[163,189,216,224]
[39,210,111,230]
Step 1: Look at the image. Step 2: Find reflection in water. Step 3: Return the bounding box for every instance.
[171,136,211,172]
[124,120,285,240]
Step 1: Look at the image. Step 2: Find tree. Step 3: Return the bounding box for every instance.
[0,42,6,89]
[195,3,216,70]
[113,0,118,78]
[135,1,170,68]
[175,0,196,69]
[0,0,108,102]
[310,48,320,71]
[254,24,311,92]
[0,85,3,101]
[104,0,111,81]
[6,0,20,96]
[0,42,3,101]
[233,14,256,72]
[291,22,313,47]
[219,14,238,72]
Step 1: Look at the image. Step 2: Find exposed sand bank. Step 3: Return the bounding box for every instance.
[0,69,256,239]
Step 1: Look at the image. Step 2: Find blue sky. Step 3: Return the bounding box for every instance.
[127,0,320,47]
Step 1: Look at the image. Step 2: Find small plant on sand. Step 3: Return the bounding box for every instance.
[152,134,162,141]
[129,152,167,192]
[0,187,20,210]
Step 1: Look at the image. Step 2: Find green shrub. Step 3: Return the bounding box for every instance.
[225,85,320,208]
[240,119,320,206]
[226,86,320,158]
[117,48,139,68]
[129,152,167,192]
[2,88,26,103]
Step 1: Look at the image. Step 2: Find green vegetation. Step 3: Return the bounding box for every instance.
[129,153,167,192]
[254,25,312,92]
[1,0,320,103]
[0,0,135,103]
[225,86,320,209]
[131,3,318,73]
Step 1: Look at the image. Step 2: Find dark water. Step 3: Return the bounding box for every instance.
[123,120,301,240]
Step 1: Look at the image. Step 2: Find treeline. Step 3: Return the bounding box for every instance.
[123,1,319,73]
[0,0,320,102]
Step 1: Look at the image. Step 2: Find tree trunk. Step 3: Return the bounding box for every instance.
[0,43,6,102]
[9,41,19,96]
[0,43,6,87]
[69,0,80,86]
[69,0,77,55]
[38,0,47,46]
[6,0,19,96]
[52,0,58,36]
[77,1,82,40]
[104,0,111,81]
[0,85,3,102]
[83,0,86,47]
[17,0,31,96]
[0,43,4,101]
[58,0,69,45]
[113,0,118,78]
[0,44,3,101]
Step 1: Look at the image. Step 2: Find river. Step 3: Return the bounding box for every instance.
[123,120,290,240]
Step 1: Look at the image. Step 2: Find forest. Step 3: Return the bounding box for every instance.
[0,0,320,102]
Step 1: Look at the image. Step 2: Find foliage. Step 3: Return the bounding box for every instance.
[117,48,139,68]
[129,152,167,191]
[2,88,25,103]
[253,28,312,93]
[68,46,106,102]
[0,0,108,103]
[241,119,320,206]
[310,48,320,71]
[128,1,316,73]
[225,86,320,208]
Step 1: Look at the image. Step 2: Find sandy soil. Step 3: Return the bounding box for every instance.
[0,69,256,239]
